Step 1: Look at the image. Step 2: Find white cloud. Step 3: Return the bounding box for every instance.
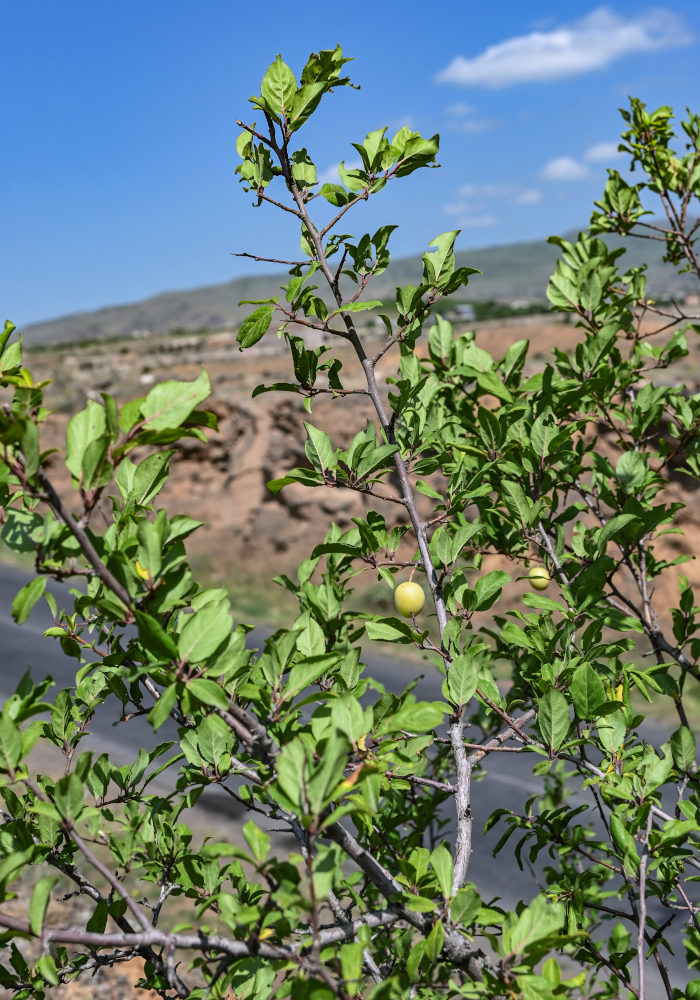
[317,164,341,185]
[442,181,542,225]
[455,119,498,134]
[540,157,590,181]
[454,182,543,204]
[387,115,417,133]
[445,102,476,117]
[512,188,543,206]
[445,103,497,133]
[585,141,622,162]
[434,7,689,88]
[441,210,499,228]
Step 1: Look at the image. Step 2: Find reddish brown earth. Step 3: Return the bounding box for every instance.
[27,315,700,625]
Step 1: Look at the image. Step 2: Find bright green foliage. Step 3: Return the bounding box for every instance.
[0,54,698,1000]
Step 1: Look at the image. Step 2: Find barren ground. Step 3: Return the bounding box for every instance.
[23,314,700,627]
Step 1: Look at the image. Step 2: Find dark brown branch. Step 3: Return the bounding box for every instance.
[231,251,311,266]
[257,190,303,217]
[37,469,133,612]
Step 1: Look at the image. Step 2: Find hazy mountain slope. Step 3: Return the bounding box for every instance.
[22,229,696,346]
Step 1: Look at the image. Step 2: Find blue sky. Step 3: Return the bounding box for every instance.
[3,1,699,326]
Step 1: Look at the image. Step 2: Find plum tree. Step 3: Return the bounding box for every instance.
[0,56,698,1000]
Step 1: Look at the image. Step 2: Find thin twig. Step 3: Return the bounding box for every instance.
[231,251,311,266]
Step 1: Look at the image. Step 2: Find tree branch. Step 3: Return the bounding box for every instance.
[450,708,473,893]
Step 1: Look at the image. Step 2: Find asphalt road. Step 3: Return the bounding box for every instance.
[0,563,691,993]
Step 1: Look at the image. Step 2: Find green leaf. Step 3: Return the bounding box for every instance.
[331,300,383,316]
[445,654,478,708]
[289,82,326,131]
[20,420,40,479]
[670,726,696,772]
[0,716,22,772]
[12,577,46,625]
[80,434,110,489]
[423,231,457,288]
[134,611,178,660]
[415,479,444,500]
[120,451,172,506]
[339,941,363,991]
[284,656,334,700]
[597,708,627,756]
[537,689,570,753]
[29,876,58,936]
[188,678,230,711]
[267,468,324,493]
[521,592,565,613]
[137,518,162,582]
[304,422,336,472]
[476,370,513,403]
[393,131,440,177]
[53,773,84,821]
[356,443,398,480]
[365,618,415,643]
[530,410,557,462]
[596,513,638,554]
[331,695,370,743]
[474,570,510,611]
[141,370,210,431]
[65,400,106,480]
[571,663,605,721]
[196,713,230,768]
[403,896,438,913]
[243,820,270,864]
[291,148,317,186]
[0,319,16,354]
[609,814,639,866]
[425,918,445,961]
[178,601,231,663]
[450,886,481,925]
[317,182,351,207]
[393,701,445,733]
[86,899,109,934]
[616,451,647,493]
[148,684,177,732]
[260,54,298,119]
[338,160,368,192]
[431,842,454,899]
[502,338,529,382]
[502,480,533,526]
[507,896,565,954]
[37,954,59,987]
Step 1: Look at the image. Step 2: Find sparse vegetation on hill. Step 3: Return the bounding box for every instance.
[21,229,697,347]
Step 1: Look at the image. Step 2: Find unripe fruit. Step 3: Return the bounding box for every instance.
[528,566,550,590]
[394,581,426,617]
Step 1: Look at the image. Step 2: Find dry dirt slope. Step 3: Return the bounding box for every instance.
[22,314,700,624]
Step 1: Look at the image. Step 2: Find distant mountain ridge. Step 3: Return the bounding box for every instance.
[22,229,697,347]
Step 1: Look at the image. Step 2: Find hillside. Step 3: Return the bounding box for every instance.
[17,309,700,627]
[21,228,697,347]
